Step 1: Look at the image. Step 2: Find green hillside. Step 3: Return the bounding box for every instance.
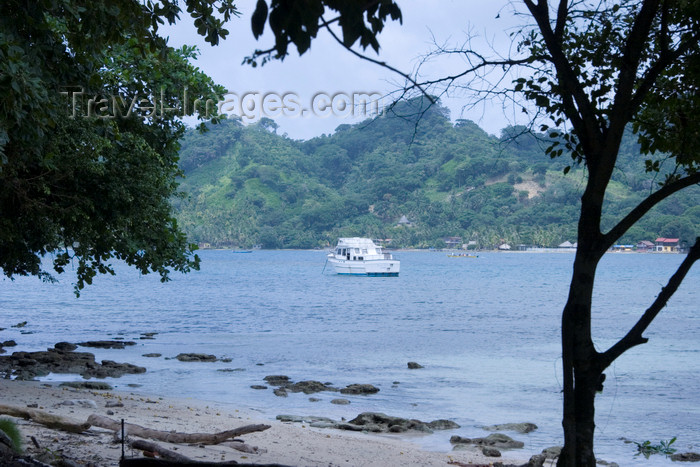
[174,98,699,249]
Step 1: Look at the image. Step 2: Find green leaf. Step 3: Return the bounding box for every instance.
[251,0,268,38]
[535,95,550,108]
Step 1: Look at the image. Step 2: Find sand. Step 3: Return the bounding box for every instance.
[0,379,531,466]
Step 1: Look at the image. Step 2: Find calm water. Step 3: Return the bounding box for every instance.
[1,250,698,465]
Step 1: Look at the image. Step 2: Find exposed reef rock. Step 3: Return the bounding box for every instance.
[0,347,145,380]
[339,384,379,395]
[175,353,218,362]
[287,380,335,394]
[261,375,379,396]
[263,375,290,386]
[450,433,525,450]
[54,342,78,352]
[77,340,136,349]
[483,422,538,434]
[671,452,700,462]
[276,412,459,434]
[60,381,114,390]
[342,412,459,434]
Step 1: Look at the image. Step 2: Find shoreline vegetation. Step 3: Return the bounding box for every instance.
[216,246,685,254]
[175,109,699,253]
[0,378,537,466]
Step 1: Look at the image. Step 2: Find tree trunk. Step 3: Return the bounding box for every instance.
[569,368,600,466]
[557,248,604,467]
[559,317,602,465]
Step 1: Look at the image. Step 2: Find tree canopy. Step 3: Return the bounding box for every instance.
[0,0,235,293]
[246,0,402,65]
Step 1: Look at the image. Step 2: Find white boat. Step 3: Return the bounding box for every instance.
[327,238,400,276]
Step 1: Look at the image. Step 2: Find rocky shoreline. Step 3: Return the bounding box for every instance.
[2,331,699,465]
[0,344,146,381]
[0,336,546,464]
[0,378,537,467]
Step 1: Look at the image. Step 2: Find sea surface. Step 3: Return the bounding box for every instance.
[1,250,698,465]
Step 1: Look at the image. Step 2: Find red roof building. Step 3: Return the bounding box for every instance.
[655,238,680,252]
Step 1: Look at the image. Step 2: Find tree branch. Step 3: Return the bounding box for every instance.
[600,238,700,369]
[602,172,700,249]
[245,14,342,64]
[523,0,600,160]
[611,0,661,117]
[410,57,534,93]
[554,0,569,39]
[320,16,434,104]
[629,28,700,116]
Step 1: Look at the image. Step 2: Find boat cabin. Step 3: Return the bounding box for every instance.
[333,238,389,261]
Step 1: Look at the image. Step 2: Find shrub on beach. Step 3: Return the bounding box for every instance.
[0,418,23,453]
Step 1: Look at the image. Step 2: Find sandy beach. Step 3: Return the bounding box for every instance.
[0,379,533,466]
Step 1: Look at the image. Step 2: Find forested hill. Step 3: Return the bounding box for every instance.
[174,99,699,249]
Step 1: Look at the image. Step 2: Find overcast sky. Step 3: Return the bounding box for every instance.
[163,1,527,140]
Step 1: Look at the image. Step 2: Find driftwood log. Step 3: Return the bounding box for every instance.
[0,404,91,434]
[88,414,271,445]
[0,405,278,466]
[221,441,262,454]
[120,458,241,466]
[121,439,284,467]
[119,460,288,466]
[130,439,198,463]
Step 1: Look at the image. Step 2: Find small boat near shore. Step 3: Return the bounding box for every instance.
[326,238,400,276]
[447,253,478,258]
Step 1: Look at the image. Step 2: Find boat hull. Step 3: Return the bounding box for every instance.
[328,257,399,276]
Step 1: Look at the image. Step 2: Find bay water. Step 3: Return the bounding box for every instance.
[1,250,698,465]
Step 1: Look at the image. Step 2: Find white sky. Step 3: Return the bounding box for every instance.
[162,1,528,140]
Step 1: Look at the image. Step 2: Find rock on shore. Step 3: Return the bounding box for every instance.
[483,422,538,434]
[261,375,380,397]
[451,433,525,449]
[175,353,218,362]
[77,340,136,349]
[277,411,460,434]
[0,345,146,380]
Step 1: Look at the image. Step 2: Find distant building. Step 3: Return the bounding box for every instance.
[498,243,512,251]
[636,240,655,252]
[655,238,680,252]
[443,236,462,248]
[397,215,413,227]
[558,241,576,249]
